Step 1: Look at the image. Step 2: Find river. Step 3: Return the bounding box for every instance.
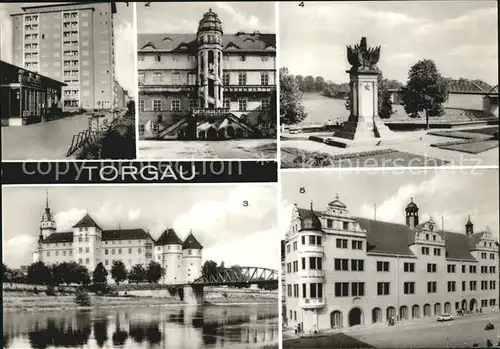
[3,303,278,349]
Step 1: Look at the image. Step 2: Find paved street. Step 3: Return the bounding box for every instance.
[284,312,500,348]
[2,113,92,160]
[139,139,277,160]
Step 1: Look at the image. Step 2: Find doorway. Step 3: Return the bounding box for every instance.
[348,308,362,327]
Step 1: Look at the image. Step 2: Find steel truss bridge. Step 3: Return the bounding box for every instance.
[192,266,278,287]
[446,80,498,95]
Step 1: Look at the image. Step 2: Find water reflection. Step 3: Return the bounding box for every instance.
[4,303,278,349]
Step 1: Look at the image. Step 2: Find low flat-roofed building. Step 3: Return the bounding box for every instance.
[1,60,66,126]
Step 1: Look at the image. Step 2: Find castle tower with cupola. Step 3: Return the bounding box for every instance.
[182,231,203,283]
[40,190,56,240]
[196,8,224,109]
[405,197,419,228]
[72,213,103,274]
[155,228,184,284]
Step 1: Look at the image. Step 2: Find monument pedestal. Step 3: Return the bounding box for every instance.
[332,69,396,147]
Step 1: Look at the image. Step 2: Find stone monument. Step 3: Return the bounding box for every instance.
[330,37,393,145]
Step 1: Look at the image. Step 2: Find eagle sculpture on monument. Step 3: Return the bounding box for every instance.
[347,37,381,71]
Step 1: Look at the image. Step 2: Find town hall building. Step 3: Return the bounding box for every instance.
[137,9,276,140]
[283,196,499,332]
[32,193,203,285]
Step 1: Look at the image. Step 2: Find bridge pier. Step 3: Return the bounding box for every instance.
[183,285,204,305]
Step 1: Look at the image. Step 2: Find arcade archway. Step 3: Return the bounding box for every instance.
[227,126,235,138]
[331,311,342,328]
[412,305,420,319]
[434,303,441,315]
[348,308,362,327]
[207,127,217,140]
[371,307,382,323]
[444,302,451,314]
[470,299,477,311]
[399,306,408,320]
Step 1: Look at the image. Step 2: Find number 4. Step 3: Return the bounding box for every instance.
[299,2,305,7]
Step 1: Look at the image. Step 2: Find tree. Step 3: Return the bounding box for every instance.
[280,67,307,125]
[93,262,108,284]
[315,76,325,92]
[295,75,305,91]
[111,260,128,285]
[128,264,146,284]
[27,261,52,285]
[49,263,63,286]
[303,75,315,92]
[3,263,12,283]
[76,265,91,285]
[75,286,91,306]
[202,260,218,279]
[145,261,165,284]
[62,261,81,285]
[401,59,448,119]
[378,73,394,119]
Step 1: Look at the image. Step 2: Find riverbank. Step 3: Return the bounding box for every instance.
[3,294,277,312]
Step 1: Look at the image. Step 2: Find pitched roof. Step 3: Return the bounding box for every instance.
[354,217,415,256]
[137,33,276,53]
[295,207,481,260]
[182,232,203,250]
[43,232,73,243]
[102,229,151,241]
[42,229,152,243]
[72,213,102,230]
[156,228,183,245]
[444,231,476,261]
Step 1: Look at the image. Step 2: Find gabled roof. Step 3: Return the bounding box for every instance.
[137,33,276,53]
[295,207,483,260]
[72,213,102,230]
[156,228,183,245]
[182,232,203,250]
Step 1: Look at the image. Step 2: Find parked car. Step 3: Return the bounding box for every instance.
[437,314,454,322]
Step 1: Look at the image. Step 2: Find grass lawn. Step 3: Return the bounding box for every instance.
[459,126,499,136]
[281,147,449,168]
[435,140,499,154]
[283,333,374,348]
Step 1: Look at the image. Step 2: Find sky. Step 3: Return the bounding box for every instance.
[0,2,136,96]
[2,185,279,270]
[137,2,275,33]
[280,169,499,239]
[280,1,498,85]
